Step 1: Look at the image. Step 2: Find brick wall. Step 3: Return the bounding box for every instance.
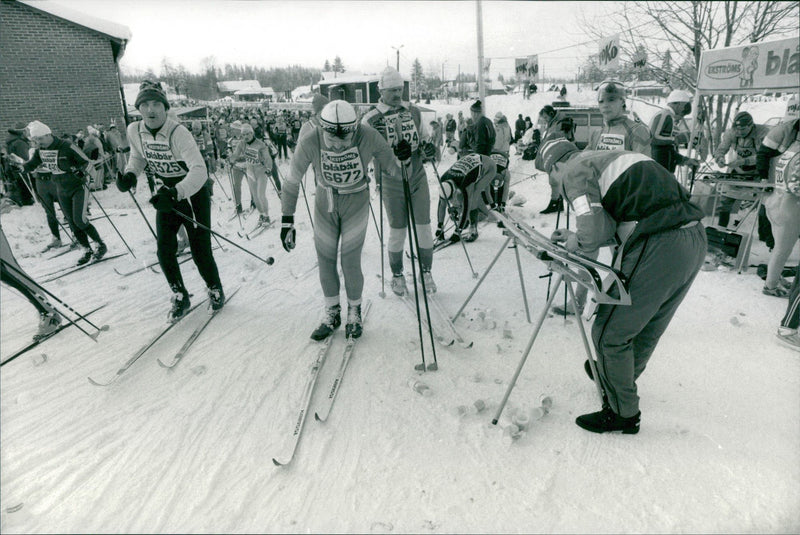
[0,1,127,143]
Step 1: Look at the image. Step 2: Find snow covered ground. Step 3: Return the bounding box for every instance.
[1,88,799,534]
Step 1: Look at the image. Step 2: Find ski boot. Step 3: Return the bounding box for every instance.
[93,242,107,261]
[345,303,363,339]
[539,197,563,214]
[310,304,341,341]
[391,273,408,297]
[168,287,191,323]
[208,285,225,311]
[35,310,62,340]
[76,247,93,266]
[420,270,437,294]
[42,237,62,252]
[258,214,271,227]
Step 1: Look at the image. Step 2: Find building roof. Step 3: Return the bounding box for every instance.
[234,87,275,96]
[217,80,262,93]
[19,0,131,43]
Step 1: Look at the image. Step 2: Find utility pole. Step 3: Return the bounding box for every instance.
[458,64,462,100]
[476,0,486,106]
[392,45,404,71]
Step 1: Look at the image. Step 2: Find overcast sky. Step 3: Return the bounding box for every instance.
[65,0,618,79]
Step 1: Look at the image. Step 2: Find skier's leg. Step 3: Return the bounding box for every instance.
[411,178,433,272]
[382,179,408,275]
[591,224,705,418]
[156,205,188,292]
[313,187,343,304]
[338,189,370,304]
[56,182,89,247]
[37,178,60,239]
[185,186,222,289]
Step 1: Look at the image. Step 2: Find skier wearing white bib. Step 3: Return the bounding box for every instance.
[118,80,224,322]
[361,67,438,297]
[231,123,272,227]
[280,100,404,340]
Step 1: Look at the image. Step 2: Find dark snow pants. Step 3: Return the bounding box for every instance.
[156,185,221,293]
[592,222,706,418]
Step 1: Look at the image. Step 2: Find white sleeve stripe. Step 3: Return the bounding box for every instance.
[598,153,651,196]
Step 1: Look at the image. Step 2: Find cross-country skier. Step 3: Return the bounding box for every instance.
[555,80,652,316]
[0,226,62,339]
[435,153,497,242]
[231,123,272,228]
[535,139,706,434]
[280,100,405,340]
[117,80,225,321]
[649,89,700,173]
[361,67,438,296]
[19,121,107,266]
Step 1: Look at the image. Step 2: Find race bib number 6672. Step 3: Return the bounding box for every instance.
[321,147,365,187]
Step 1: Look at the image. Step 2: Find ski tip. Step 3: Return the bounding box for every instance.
[314,412,325,422]
[87,376,109,387]
[272,458,287,467]
[426,362,439,371]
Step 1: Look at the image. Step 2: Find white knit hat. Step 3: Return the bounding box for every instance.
[379,66,404,90]
[27,120,51,138]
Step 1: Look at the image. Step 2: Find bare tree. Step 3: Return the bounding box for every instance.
[579,1,799,150]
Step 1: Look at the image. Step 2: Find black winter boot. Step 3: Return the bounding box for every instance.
[539,197,563,214]
[576,406,640,434]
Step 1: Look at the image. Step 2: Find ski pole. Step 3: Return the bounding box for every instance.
[88,190,136,258]
[18,172,76,244]
[428,162,478,278]
[299,177,314,231]
[378,181,385,297]
[277,165,315,231]
[401,160,438,372]
[0,259,107,335]
[170,208,274,266]
[226,162,244,231]
[128,190,157,240]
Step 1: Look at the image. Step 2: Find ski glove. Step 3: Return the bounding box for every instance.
[550,228,579,252]
[421,141,436,161]
[280,215,296,252]
[150,186,178,213]
[393,139,412,162]
[117,172,137,192]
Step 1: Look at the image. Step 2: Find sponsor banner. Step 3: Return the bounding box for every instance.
[632,49,647,70]
[598,34,620,71]
[515,57,528,75]
[527,55,539,81]
[697,36,799,94]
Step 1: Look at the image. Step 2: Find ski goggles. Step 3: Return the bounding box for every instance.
[319,119,357,139]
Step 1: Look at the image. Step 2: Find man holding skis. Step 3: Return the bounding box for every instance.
[535,139,706,435]
[117,80,225,322]
[361,66,438,297]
